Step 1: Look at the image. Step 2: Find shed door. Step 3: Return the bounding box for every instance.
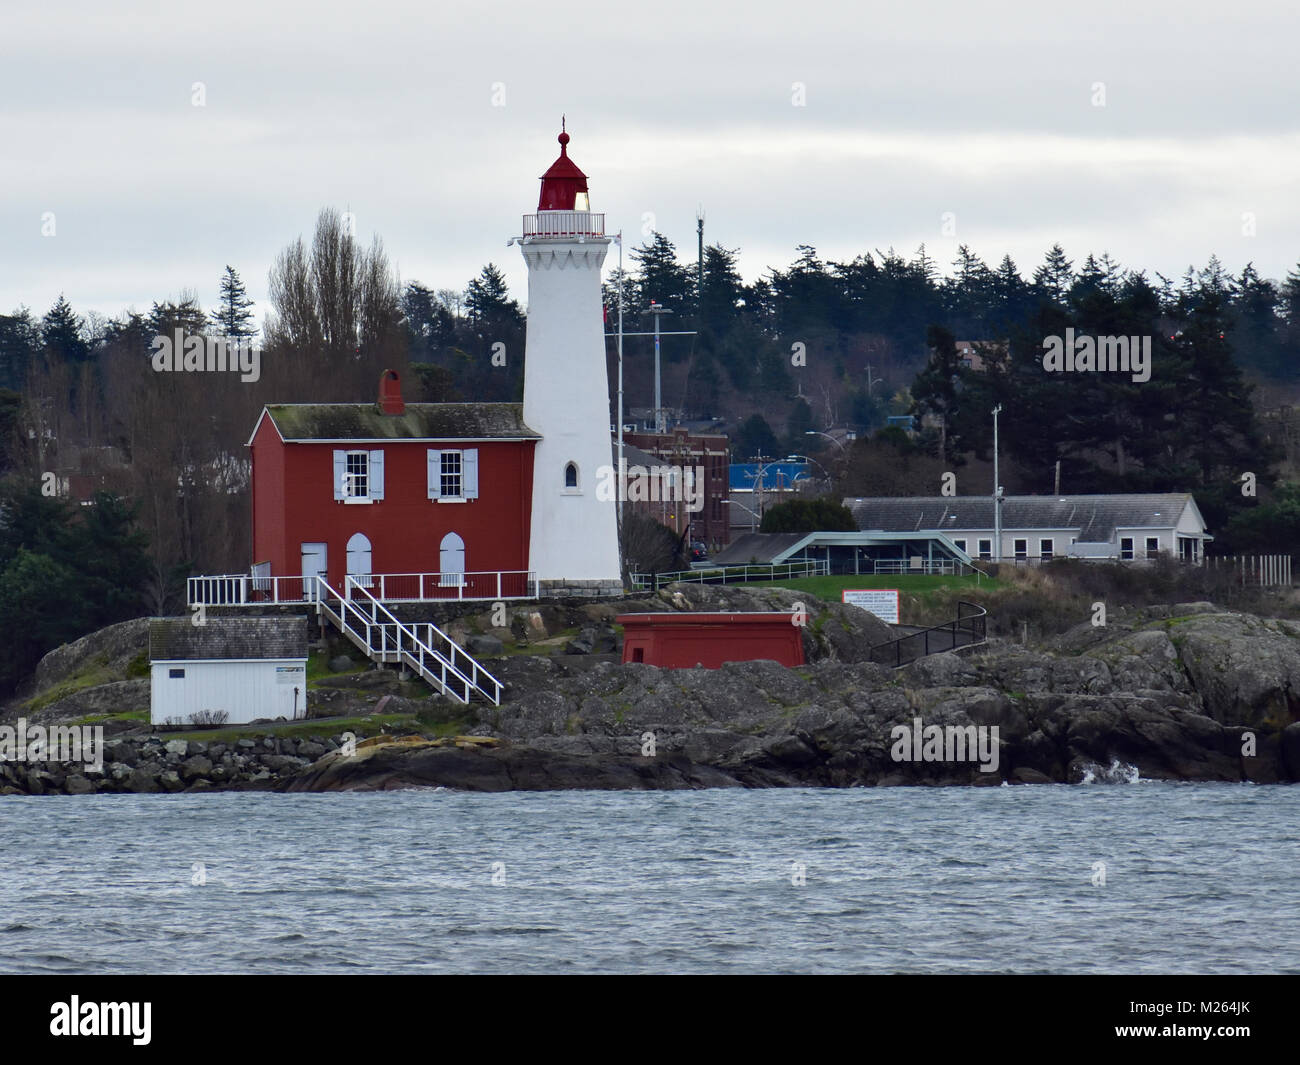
[301,542,327,600]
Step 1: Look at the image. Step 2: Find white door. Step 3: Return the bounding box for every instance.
[439,532,465,587]
[301,542,327,600]
[346,533,372,589]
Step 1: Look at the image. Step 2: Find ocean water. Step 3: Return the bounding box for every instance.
[1,782,1297,974]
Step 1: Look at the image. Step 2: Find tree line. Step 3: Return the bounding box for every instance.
[3,212,1299,689]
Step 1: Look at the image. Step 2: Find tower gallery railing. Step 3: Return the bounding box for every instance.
[522,211,605,238]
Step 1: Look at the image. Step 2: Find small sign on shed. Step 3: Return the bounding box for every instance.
[149,616,309,727]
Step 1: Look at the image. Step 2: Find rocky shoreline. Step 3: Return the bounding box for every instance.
[5,587,1300,794]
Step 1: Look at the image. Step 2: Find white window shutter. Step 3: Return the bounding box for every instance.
[369,450,384,500]
[333,450,347,500]
[464,449,479,499]
[427,450,442,499]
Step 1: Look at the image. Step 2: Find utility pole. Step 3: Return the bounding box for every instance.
[993,404,1003,563]
[696,209,704,320]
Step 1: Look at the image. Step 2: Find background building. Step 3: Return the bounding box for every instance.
[624,426,730,549]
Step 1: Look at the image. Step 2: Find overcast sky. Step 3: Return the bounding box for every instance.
[3,0,1297,327]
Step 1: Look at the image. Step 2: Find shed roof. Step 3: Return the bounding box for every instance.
[150,616,308,661]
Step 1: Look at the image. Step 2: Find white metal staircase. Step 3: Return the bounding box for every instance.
[315,577,503,705]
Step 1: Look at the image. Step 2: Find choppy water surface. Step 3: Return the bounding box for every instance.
[1,783,1296,973]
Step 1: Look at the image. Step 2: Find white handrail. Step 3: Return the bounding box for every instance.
[341,576,502,705]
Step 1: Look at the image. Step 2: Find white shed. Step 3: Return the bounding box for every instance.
[150,617,309,727]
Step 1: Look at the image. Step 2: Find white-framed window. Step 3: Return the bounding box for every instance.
[441,450,462,498]
[428,449,479,502]
[333,449,384,503]
[564,462,579,490]
[1040,538,1053,560]
[1014,538,1028,561]
[1120,537,1134,561]
[1146,536,1159,559]
[978,538,991,560]
[952,538,967,553]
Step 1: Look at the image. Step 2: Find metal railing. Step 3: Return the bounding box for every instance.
[522,211,606,238]
[354,571,537,602]
[868,559,966,575]
[315,578,502,705]
[628,559,830,592]
[188,570,536,606]
[869,601,988,669]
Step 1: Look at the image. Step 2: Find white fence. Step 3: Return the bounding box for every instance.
[1203,555,1292,587]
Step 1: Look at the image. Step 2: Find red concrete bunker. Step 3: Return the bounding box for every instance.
[617,612,806,669]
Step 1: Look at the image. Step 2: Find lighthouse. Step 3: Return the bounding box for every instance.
[519,124,623,597]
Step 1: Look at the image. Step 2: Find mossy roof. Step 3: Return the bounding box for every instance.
[150,617,308,661]
[263,402,540,441]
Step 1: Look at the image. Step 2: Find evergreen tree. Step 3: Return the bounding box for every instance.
[41,295,89,364]
[1032,244,1074,306]
[210,265,257,338]
[733,413,780,460]
[760,497,857,534]
[786,397,815,450]
[631,232,693,316]
[0,310,40,390]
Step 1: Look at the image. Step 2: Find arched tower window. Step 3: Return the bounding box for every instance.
[564,462,579,489]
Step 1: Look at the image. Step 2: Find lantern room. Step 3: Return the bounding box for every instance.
[537,119,590,211]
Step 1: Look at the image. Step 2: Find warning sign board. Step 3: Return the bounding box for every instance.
[842,589,900,624]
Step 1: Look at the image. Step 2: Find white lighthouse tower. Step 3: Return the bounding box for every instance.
[519,123,622,597]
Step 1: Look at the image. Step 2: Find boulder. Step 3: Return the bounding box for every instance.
[564,628,597,655]
[465,634,505,656]
[180,755,213,782]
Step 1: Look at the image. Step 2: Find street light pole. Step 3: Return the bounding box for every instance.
[722,498,760,532]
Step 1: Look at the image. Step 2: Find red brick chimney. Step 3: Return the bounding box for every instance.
[378,369,404,415]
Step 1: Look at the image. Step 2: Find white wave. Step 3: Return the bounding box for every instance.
[1077,759,1141,784]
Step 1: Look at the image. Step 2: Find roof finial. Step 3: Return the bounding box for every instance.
[558,114,570,152]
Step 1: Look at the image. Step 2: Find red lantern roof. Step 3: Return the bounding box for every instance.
[537,118,589,211]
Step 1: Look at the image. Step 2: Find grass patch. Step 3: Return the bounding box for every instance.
[500,626,584,657]
[125,652,149,679]
[68,709,149,727]
[306,650,367,683]
[156,712,418,744]
[25,661,126,713]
